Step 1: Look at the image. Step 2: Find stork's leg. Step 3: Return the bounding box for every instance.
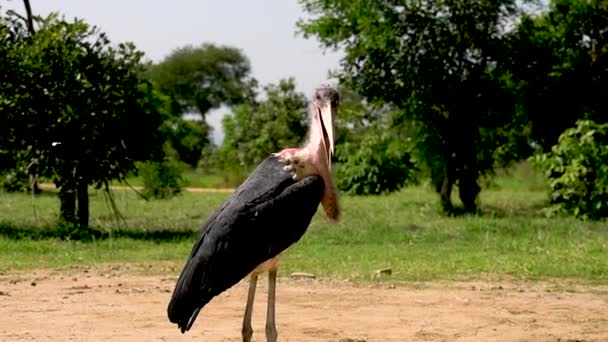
[265,270,278,342]
[242,274,258,342]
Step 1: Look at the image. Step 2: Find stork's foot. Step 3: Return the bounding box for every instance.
[273,149,315,180]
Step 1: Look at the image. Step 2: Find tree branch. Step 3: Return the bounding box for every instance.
[22,0,35,35]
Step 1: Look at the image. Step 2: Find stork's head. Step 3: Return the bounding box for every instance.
[311,86,340,166]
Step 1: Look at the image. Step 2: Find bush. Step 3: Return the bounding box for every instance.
[0,164,38,193]
[335,132,418,195]
[530,120,608,219]
[1,171,30,192]
[138,160,186,199]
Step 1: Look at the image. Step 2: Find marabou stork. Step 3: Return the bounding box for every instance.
[167,86,341,341]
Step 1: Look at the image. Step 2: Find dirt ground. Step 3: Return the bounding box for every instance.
[0,265,607,342]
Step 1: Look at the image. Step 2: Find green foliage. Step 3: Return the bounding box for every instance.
[510,0,608,150]
[0,12,167,227]
[298,0,522,212]
[336,131,418,195]
[531,120,608,219]
[1,169,31,192]
[1,12,166,185]
[333,85,385,146]
[146,43,259,168]
[220,78,308,170]
[163,118,210,168]
[139,160,185,199]
[146,43,257,117]
[0,148,29,193]
[332,85,419,194]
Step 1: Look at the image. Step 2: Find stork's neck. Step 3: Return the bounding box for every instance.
[304,112,329,169]
[303,110,339,221]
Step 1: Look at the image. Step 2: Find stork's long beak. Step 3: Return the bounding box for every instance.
[319,103,336,168]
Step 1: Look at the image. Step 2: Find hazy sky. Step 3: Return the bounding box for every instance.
[4,0,342,142]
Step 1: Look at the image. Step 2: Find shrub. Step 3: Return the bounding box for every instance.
[138,160,185,199]
[530,120,608,219]
[335,132,418,195]
[1,171,30,192]
[0,162,38,193]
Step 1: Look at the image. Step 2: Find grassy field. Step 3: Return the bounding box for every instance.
[1,166,607,283]
[118,167,246,189]
[121,169,234,189]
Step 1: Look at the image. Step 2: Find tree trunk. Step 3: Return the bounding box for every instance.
[458,170,480,214]
[22,0,35,35]
[59,187,76,224]
[439,165,455,214]
[77,180,89,228]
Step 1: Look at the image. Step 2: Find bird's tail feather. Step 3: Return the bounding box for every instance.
[183,307,201,333]
[167,256,208,333]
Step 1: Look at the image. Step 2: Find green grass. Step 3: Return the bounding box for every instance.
[486,161,549,192]
[0,183,230,230]
[0,238,193,270]
[1,171,607,283]
[119,168,244,189]
[280,188,608,283]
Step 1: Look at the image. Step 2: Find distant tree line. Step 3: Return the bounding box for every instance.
[0,4,309,229]
[2,0,608,234]
[298,0,608,216]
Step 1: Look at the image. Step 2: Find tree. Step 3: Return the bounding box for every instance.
[333,85,384,146]
[22,0,34,34]
[0,10,18,173]
[220,78,308,170]
[163,118,210,168]
[0,12,166,229]
[147,43,257,117]
[299,0,522,213]
[332,85,419,195]
[0,7,38,192]
[509,0,608,151]
[146,43,257,166]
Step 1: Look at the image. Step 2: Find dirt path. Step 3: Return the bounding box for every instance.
[0,265,607,341]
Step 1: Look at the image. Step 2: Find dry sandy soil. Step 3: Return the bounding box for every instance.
[0,264,607,342]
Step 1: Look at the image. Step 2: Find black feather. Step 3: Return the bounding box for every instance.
[167,154,325,333]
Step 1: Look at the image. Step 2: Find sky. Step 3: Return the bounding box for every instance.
[3,0,342,143]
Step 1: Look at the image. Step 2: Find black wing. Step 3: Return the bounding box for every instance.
[167,154,324,333]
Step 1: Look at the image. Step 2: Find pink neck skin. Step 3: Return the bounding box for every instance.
[302,107,340,221]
